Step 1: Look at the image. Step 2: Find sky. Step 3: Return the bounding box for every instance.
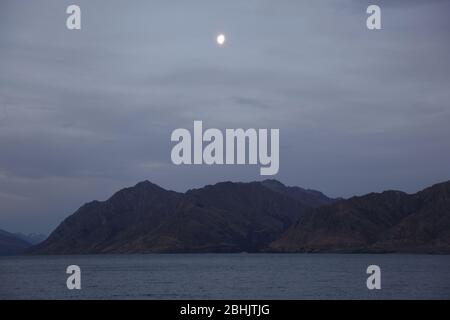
[1,0,450,234]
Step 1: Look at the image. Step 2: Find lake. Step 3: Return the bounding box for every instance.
[1,254,449,299]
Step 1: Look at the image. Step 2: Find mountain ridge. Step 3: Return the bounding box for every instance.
[31,179,330,254]
[270,180,450,253]
[28,179,450,254]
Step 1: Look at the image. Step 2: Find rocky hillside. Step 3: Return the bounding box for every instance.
[30,180,332,254]
[271,181,450,253]
[30,179,450,254]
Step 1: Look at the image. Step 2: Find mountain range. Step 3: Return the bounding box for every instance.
[24,179,450,254]
[30,180,333,254]
[0,230,32,255]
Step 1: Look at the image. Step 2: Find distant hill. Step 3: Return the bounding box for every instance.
[271,181,450,253]
[0,229,32,255]
[14,232,47,245]
[31,180,333,254]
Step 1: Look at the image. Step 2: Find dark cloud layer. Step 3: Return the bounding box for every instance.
[1,1,449,233]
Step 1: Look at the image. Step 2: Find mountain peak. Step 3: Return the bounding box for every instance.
[108,180,169,198]
[133,180,164,190]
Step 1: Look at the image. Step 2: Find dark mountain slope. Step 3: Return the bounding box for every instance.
[30,179,450,254]
[185,181,310,250]
[30,181,184,254]
[0,229,32,255]
[373,181,450,252]
[30,180,321,254]
[271,181,450,253]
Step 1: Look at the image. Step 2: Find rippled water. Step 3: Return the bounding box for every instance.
[1,254,449,299]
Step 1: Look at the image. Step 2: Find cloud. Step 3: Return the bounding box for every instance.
[0,0,449,233]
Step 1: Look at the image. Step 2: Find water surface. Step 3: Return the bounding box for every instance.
[1,254,449,299]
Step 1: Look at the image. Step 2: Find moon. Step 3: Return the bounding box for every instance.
[216,34,226,46]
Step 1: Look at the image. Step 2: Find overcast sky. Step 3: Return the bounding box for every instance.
[1,0,450,234]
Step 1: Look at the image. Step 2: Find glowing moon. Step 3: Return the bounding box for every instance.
[216,34,226,46]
